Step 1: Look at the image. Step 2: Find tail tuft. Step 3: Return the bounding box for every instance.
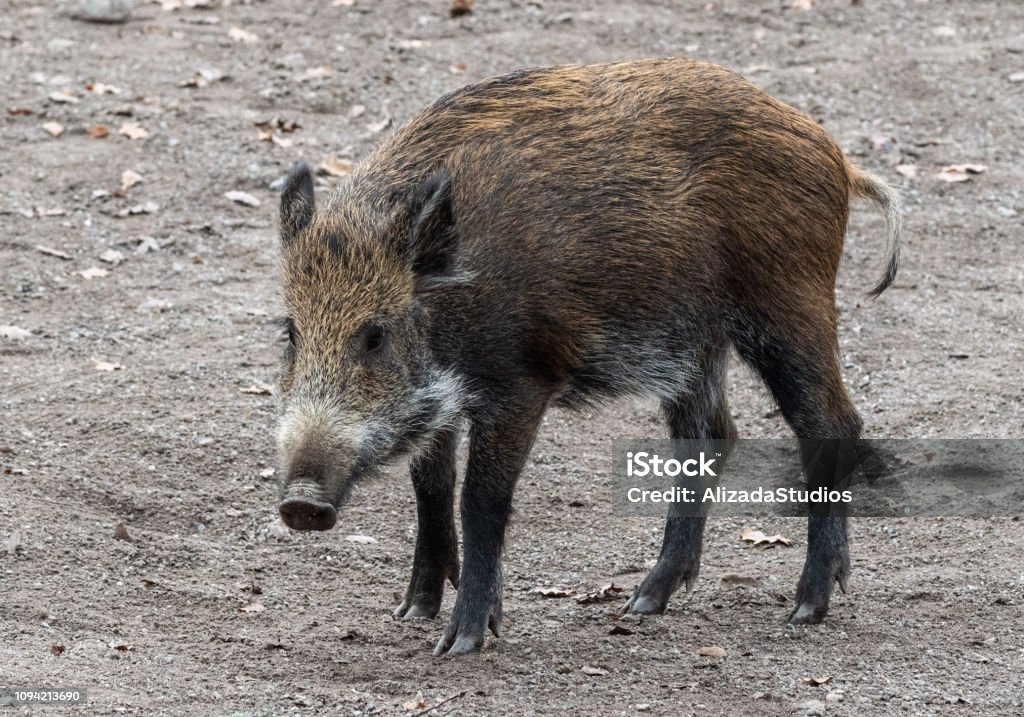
[848,166,903,297]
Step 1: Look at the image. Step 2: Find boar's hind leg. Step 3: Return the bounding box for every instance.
[433,397,547,657]
[623,340,737,615]
[731,313,862,625]
[395,428,460,620]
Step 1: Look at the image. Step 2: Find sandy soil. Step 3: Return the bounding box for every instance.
[1,0,1023,715]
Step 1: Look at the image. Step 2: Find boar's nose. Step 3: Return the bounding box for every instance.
[279,497,338,531]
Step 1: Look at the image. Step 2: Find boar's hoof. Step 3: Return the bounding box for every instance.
[432,601,502,657]
[620,594,668,615]
[279,498,338,531]
[393,599,440,620]
[787,602,828,625]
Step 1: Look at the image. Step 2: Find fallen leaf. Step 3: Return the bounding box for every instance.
[0,326,32,340]
[932,25,956,38]
[36,245,73,260]
[740,528,792,547]
[608,624,634,636]
[99,249,125,265]
[228,26,260,44]
[333,0,356,6]
[109,643,134,651]
[225,190,261,207]
[533,586,572,598]
[42,121,65,137]
[449,0,475,17]
[575,583,625,604]
[870,134,897,153]
[135,236,161,254]
[317,157,353,177]
[121,169,143,190]
[258,467,276,479]
[142,579,157,589]
[699,645,727,657]
[239,600,265,613]
[348,104,366,118]
[270,133,293,148]
[581,665,608,676]
[113,522,132,540]
[366,115,392,133]
[5,530,21,555]
[240,384,274,396]
[48,90,78,104]
[791,0,815,10]
[85,82,122,95]
[118,201,159,217]
[449,63,468,74]
[895,164,918,179]
[803,675,834,687]
[936,164,987,183]
[720,574,762,589]
[1009,72,1024,83]
[78,267,109,279]
[403,694,428,711]
[51,644,66,656]
[137,298,174,312]
[95,360,126,372]
[118,122,150,140]
[345,535,377,544]
[895,451,936,466]
[295,65,331,82]
[8,107,33,116]
[180,67,226,88]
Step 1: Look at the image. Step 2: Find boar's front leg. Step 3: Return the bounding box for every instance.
[433,397,546,657]
[395,428,460,620]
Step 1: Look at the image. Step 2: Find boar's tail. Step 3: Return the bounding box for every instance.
[848,164,903,297]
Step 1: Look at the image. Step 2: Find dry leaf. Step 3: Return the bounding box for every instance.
[575,583,625,604]
[295,66,331,82]
[85,82,122,95]
[118,122,150,140]
[345,535,377,544]
[181,67,226,88]
[699,645,727,657]
[317,157,353,177]
[240,384,274,396]
[803,675,834,687]
[137,298,174,312]
[121,169,143,190]
[581,665,608,676]
[228,26,260,44]
[258,467,276,478]
[366,115,392,133]
[99,249,125,265]
[932,25,956,38]
[936,164,987,183]
[95,360,125,372]
[239,600,265,613]
[36,245,73,260]
[8,107,33,116]
[51,644,66,656]
[791,0,815,10]
[118,201,159,217]
[896,451,936,466]
[110,643,134,652]
[449,63,468,74]
[449,0,475,17]
[78,267,109,279]
[270,133,293,148]
[49,90,78,104]
[42,121,65,137]
[225,190,261,207]
[113,522,132,540]
[333,0,356,6]
[720,574,762,589]
[1009,72,1024,83]
[533,586,572,598]
[740,528,792,546]
[348,103,366,118]
[403,694,428,711]
[87,125,110,139]
[608,624,634,636]
[0,326,32,340]
[895,164,918,179]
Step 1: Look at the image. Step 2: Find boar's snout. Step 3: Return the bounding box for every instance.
[279,494,338,531]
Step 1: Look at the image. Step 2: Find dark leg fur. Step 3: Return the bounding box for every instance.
[731,313,862,625]
[433,395,548,656]
[623,341,737,615]
[395,428,460,619]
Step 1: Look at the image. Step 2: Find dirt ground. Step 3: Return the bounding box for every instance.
[1,0,1023,715]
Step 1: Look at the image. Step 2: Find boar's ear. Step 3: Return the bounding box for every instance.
[409,169,462,292]
[280,163,315,245]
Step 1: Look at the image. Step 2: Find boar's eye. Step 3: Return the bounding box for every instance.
[360,322,387,358]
